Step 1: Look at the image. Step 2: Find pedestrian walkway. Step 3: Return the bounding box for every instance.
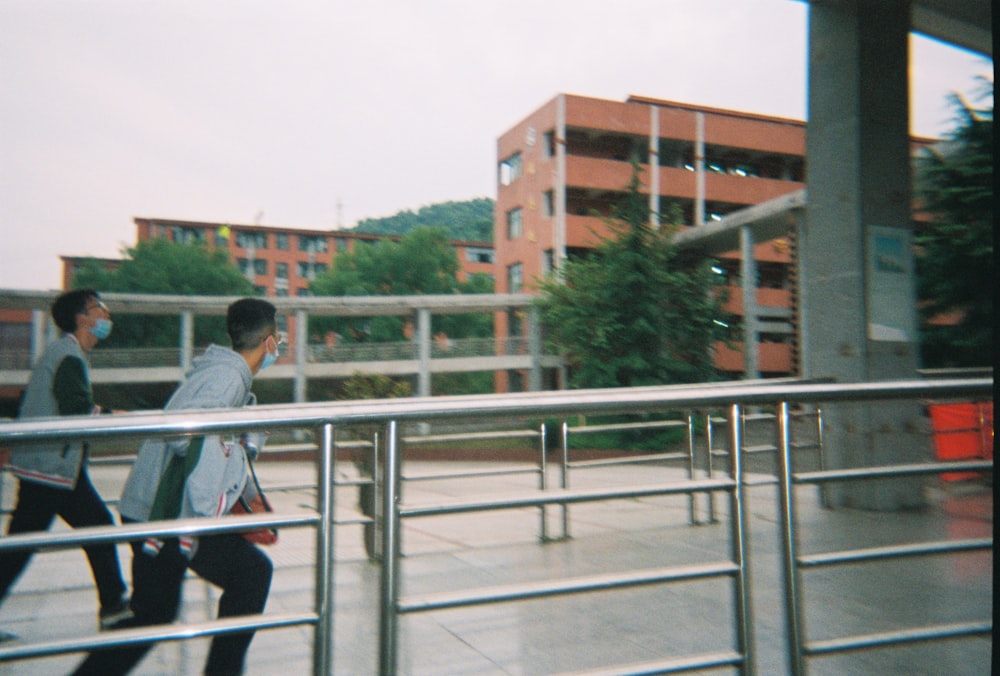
[0,459,992,675]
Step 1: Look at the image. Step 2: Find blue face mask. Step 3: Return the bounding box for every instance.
[89,318,113,341]
[259,336,279,371]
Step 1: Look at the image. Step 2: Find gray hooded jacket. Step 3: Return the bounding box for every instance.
[118,345,257,524]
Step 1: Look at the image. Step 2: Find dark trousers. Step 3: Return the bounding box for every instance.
[74,526,273,676]
[0,471,126,610]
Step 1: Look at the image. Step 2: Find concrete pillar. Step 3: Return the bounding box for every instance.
[804,0,925,509]
[416,308,431,398]
[740,225,759,380]
[180,311,194,372]
[527,306,542,392]
[294,309,307,403]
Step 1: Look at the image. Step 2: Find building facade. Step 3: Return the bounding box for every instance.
[494,93,811,389]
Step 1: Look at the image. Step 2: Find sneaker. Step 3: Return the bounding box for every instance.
[99,598,133,630]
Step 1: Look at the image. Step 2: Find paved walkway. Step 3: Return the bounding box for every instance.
[0,459,992,675]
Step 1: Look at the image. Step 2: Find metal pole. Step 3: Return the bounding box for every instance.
[378,420,402,675]
[815,407,829,508]
[776,401,805,675]
[705,414,717,524]
[538,423,548,541]
[560,420,570,539]
[313,423,336,675]
[686,412,697,525]
[728,403,755,675]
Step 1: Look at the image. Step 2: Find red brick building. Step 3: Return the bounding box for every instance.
[493,94,808,388]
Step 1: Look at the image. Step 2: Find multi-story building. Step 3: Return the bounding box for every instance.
[494,93,810,389]
[54,218,495,361]
[60,218,495,296]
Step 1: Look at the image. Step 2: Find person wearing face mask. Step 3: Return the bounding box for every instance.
[1,289,131,640]
[73,297,279,676]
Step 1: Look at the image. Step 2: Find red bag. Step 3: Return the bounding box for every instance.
[231,494,278,545]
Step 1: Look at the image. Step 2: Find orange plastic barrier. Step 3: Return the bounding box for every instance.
[928,402,993,481]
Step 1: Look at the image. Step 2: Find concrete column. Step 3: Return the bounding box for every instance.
[416,308,431,398]
[180,311,194,371]
[554,94,567,271]
[649,105,660,228]
[805,0,924,509]
[695,112,705,227]
[294,309,307,403]
[30,310,47,364]
[740,225,759,380]
[527,306,542,392]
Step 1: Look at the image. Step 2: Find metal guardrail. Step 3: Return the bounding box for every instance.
[773,399,993,675]
[0,377,992,674]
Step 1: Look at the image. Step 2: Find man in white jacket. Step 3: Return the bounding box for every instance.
[74,298,280,676]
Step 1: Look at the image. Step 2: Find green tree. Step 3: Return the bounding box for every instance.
[536,165,729,388]
[310,227,493,343]
[71,238,254,348]
[354,198,494,242]
[915,80,993,368]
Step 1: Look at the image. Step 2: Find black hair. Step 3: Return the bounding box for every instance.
[51,289,100,333]
[226,298,277,352]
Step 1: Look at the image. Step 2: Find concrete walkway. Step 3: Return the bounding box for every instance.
[0,459,992,675]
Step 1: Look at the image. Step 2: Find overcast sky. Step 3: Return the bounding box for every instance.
[0,0,992,291]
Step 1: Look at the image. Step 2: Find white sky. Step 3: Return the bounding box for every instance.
[0,0,992,291]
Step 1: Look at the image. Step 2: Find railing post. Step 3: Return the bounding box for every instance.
[538,423,548,542]
[686,412,697,525]
[728,403,755,675]
[378,420,402,675]
[705,414,718,524]
[313,423,336,675]
[776,401,805,676]
[560,421,570,539]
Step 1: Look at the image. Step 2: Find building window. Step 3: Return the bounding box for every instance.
[171,226,204,244]
[499,152,523,186]
[335,237,348,252]
[276,233,289,250]
[236,231,268,249]
[276,262,288,279]
[507,208,523,240]
[298,235,328,253]
[465,246,494,264]
[253,285,267,296]
[275,287,289,297]
[507,262,523,293]
[541,249,554,275]
[543,130,555,159]
[297,287,312,297]
[253,259,267,276]
[542,190,555,218]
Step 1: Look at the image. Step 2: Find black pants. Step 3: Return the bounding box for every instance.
[0,471,127,610]
[74,525,273,676]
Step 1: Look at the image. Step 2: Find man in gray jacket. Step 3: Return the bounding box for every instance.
[1,289,130,637]
[74,297,279,676]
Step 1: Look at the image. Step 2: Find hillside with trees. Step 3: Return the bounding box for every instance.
[354,197,494,242]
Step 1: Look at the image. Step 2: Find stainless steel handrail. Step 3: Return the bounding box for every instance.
[0,377,992,674]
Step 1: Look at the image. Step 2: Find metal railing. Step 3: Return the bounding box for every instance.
[774,400,993,675]
[0,377,992,674]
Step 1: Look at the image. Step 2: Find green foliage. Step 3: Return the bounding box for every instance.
[915,79,993,368]
[340,371,411,400]
[309,227,493,343]
[535,163,729,388]
[70,238,254,348]
[354,198,494,242]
